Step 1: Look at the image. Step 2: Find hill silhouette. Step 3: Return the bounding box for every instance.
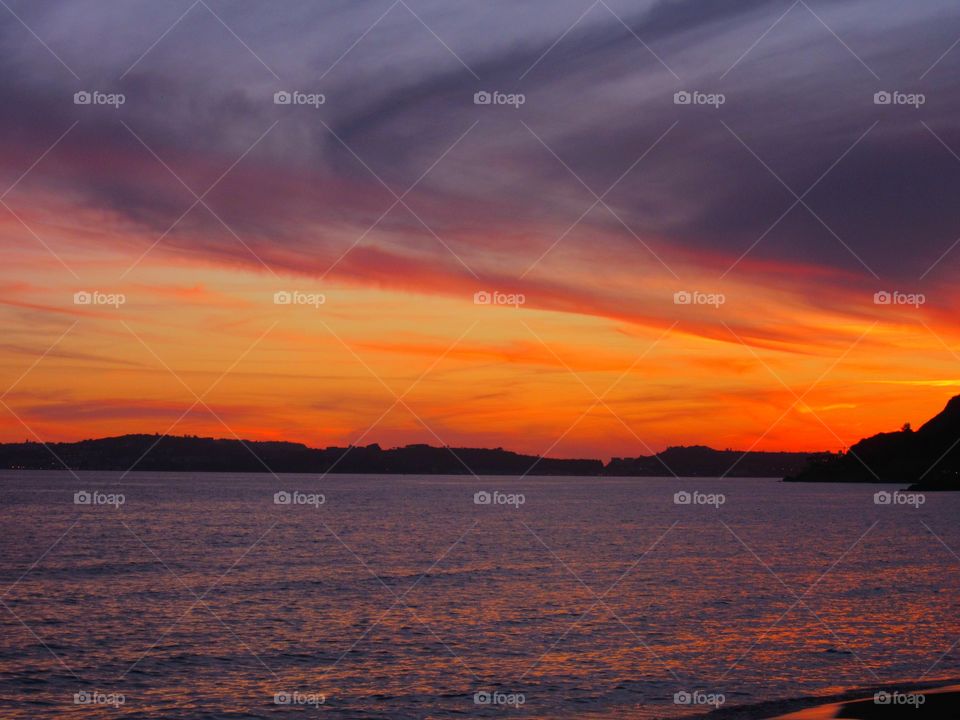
[605,445,828,478]
[785,395,960,489]
[0,435,825,477]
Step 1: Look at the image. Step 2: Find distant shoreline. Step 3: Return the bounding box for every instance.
[0,434,830,478]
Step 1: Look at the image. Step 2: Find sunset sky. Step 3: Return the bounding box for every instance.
[2,0,960,459]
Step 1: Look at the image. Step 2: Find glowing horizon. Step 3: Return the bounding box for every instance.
[2,0,960,462]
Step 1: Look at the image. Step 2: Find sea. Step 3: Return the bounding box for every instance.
[0,472,958,718]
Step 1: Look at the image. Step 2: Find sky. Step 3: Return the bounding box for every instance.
[1,0,960,460]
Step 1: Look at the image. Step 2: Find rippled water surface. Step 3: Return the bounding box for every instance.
[1,472,958,718]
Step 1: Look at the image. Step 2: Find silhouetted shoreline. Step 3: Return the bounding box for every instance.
[6,394,958,483]
[785,395,960,489]
[0,434,826,477]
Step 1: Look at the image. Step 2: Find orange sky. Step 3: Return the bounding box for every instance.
[2,1,959,461]
[2,203,958,461]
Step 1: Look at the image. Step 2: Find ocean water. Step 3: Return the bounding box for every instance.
[0,472,958,718]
